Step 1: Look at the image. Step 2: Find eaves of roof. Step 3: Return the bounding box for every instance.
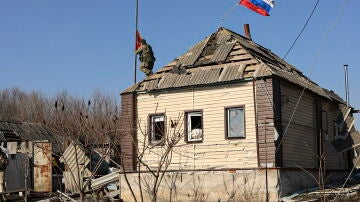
[120,27,339,102]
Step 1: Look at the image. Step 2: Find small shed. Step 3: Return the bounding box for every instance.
[0,121,63,193]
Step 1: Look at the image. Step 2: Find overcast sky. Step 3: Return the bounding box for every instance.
[0,0,359,125]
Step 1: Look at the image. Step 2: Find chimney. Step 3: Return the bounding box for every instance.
[244,24,252,40]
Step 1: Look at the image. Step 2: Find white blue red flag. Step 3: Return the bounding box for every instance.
[239,0,274,16]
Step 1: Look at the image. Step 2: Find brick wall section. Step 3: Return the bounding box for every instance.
[119,93,137,171]
[256,78,278,167]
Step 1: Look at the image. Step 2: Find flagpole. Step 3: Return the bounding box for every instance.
[134,0,139,84]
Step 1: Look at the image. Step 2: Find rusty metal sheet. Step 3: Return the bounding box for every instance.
[211,42,235,63]
[33,142,52,192]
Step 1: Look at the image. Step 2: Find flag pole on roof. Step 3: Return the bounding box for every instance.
[134,0,139,84]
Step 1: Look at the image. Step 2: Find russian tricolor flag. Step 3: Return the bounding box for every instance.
[239,0,274,16]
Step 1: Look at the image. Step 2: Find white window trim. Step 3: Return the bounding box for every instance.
[150,115,165,143]
[187,112,203,142]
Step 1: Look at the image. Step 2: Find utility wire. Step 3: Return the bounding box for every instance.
[276,0,350,154]
[282,0,320,60]
[218,1,239,29]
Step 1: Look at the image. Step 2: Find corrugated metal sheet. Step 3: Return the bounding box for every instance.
[216,33,232,45]
[266,64,329,99]
[217,64,245,82]
[253,63,272,78]
[60,143,90,193]
[177,37,210,66]
[0,121,63,153]
[143,79,159,91]
[157,73,174,89]
[203,68,222,84]
[172,73,191,88]
[121,27,343,101]
[211,42,235,62]
[91,170,120,189]
[188,70,207,86]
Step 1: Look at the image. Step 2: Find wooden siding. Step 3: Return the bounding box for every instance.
[280,82,317,168]
[321,100,348,169]
[255,78,277,167]
[136,82,257,170]
[119,93,137,171]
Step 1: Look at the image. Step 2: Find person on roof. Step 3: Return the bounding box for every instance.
[135,39,156,77]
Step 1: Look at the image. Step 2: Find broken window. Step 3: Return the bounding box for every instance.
[226,107,245,138]
[149,115,165,144]
[186,111,203,142]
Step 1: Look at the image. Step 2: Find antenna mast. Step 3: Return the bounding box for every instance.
[343,64,350,106]
[134,0,139,84]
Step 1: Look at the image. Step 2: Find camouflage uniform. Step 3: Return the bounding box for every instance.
[135,39,155,76]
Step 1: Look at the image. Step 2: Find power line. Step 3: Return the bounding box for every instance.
[276,0,350,154]
[282,0,320,60]
[218,1,239,29]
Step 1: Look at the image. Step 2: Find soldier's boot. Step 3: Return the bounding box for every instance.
[141,66,153,77]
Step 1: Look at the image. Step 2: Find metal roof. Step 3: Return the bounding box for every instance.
[121,27,341,102]
[0,121,63,153]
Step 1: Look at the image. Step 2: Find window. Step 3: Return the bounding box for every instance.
[185,111,203,142]
[225,107,245,138]
[149,114,165,144]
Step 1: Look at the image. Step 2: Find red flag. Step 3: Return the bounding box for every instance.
[135,30,142,51]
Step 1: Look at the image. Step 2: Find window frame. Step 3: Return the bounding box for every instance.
[225,105,246,139]
[148,113,166,145]
[184,110,204,143]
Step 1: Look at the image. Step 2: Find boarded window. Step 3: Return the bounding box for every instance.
[226,107,245,138]
[150,115,165,144]
[186,111,203,142]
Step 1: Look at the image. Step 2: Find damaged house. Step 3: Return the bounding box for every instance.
[119,26,360,200]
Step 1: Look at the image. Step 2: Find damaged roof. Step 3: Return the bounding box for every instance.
[0,121,63,153]
[122,27,338,101]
